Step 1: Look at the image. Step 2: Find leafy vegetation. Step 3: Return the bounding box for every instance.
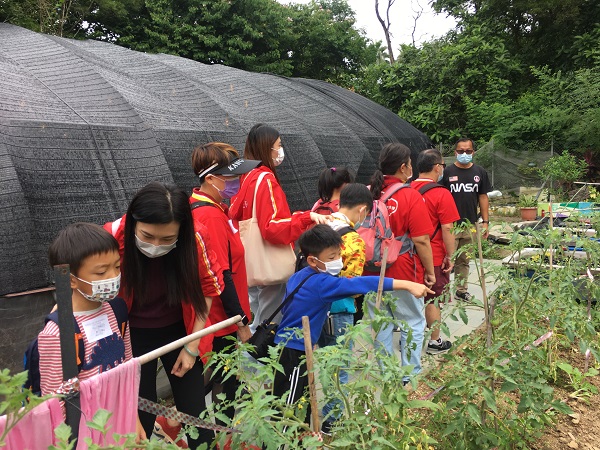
[0,0,378,83]
[1,223,599,448]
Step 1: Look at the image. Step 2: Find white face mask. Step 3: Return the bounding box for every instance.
[404,165,413,181]
[356,207,367,227]
[73,273,121,303]
[315,257,344,276]
[273,146,285,166]
[135,235,177,258]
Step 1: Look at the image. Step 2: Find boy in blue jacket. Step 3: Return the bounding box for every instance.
[272,224,433,425]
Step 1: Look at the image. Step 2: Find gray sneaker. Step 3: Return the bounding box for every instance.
[426,339,452,354]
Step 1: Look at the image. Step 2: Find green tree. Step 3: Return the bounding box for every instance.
[363,27,521,143]
[284,0,377,81]
[431,0,600,72]
[1,0,376,80]
[93,0,293,74]
[466,64,600,155]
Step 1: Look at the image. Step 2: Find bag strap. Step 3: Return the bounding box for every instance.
[380,182,409,203]
[417,182,444,240]
[251,172,268,219]
[417,182,443,195]
[45,312,85,370]
[191,200,218,210]
[108,297,129,338]
[262,272,318,325]
[337,226,354,237]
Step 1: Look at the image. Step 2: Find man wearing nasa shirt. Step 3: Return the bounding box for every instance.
[442,138,492,303]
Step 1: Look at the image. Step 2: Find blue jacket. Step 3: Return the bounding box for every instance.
[274,267,394,351]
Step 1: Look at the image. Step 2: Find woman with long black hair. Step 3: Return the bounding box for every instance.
[104,181,221,448]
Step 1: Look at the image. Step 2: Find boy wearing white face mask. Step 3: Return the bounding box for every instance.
[315,183,372,433]
[272,225,433,424]
[38,223,145,441]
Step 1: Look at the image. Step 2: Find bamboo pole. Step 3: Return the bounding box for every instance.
[475,224,491,347]
[302,315,320,433]
[370,247,389,343]
[374,247,389,310]
[548,202,554,272]
[476,224,495,428]
[54,264,80,441]
[137,315,241,365]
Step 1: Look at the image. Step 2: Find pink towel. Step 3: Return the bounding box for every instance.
[77,358,140,449]
[0,397,64,449]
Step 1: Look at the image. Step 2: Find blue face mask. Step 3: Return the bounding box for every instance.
[457,153,473,164]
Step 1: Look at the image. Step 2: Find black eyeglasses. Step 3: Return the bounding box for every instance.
[436,162,446,168]
[456,149,474,155]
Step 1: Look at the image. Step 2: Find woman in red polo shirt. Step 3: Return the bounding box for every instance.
[365,142,435,385]
[189,142,259,424]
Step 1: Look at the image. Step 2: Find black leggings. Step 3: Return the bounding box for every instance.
[130,321,213,448]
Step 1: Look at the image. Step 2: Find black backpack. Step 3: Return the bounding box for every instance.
[295,226,354,272]
[23,297,128,396]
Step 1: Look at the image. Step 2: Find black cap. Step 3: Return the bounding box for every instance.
[197,158,261,178]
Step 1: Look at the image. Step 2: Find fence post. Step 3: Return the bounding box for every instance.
[548,138,554,201]
[491,138,495,188]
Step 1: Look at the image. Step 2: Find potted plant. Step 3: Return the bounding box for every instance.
[518,195,538,221]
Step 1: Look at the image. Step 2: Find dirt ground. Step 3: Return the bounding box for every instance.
[411,344,599,450]
[532,349,600,450]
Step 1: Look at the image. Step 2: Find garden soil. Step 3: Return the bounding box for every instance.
[412,335,598,450]
[532,349,600,450]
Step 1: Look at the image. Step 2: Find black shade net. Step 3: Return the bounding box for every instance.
[0,24,432,295]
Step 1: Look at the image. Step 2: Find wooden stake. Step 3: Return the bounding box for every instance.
[548,202,554,266]
[475,224,491,347]
[370,247,389,342]
[375,247,389,310]
[302,315,320,433]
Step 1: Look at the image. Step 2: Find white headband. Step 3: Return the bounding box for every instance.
[197,162,219,179]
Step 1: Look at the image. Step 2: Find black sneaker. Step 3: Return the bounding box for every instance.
[426,339,452,354]
[455,291,474,303]
[321,420,334,436]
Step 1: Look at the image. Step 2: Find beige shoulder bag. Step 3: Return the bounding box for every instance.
[238,172,296,286]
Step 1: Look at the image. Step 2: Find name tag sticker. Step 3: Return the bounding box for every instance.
[82,314,113,342]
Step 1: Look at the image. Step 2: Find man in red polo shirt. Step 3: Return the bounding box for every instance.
[412,149,460,354]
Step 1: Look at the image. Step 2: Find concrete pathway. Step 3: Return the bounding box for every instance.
[393,259,500,366]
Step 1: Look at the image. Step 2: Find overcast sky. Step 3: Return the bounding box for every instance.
[277,0,457,48]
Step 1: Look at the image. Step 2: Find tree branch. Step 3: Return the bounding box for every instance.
[375,0,395,63]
